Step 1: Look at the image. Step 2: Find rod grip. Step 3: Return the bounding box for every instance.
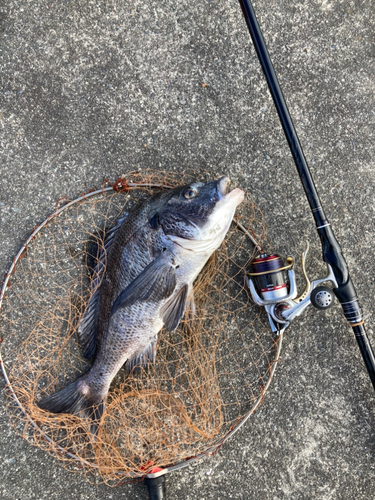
[238,0,375,392]
[145,475,167,500]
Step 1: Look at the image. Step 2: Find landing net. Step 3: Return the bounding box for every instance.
[0,170,280,484]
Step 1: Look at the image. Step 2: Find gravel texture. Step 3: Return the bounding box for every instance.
[1,0,374,499]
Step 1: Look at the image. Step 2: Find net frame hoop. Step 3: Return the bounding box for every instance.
[146,331,283,478]
[0,180,283,481]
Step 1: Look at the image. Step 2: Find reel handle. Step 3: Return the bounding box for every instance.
[246,247,338,331]
[238,0,375,390]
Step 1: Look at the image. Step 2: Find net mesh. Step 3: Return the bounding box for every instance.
[0,170,279,484]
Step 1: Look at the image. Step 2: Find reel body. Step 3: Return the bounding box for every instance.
[246,243,337,335]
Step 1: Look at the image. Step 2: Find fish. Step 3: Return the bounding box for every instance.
[37,176,244,432]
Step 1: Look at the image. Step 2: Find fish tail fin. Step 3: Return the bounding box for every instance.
[37,374,106,435]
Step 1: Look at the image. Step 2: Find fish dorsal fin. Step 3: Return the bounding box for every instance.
[77,288,101,359]
[78,213,128,359]
[110,249,177,316]
[125,336,157,373]
[161,283,189,332]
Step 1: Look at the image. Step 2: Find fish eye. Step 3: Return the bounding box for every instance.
[183,187,198,199]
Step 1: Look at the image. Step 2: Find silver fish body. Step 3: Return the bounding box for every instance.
[38,177,244,431]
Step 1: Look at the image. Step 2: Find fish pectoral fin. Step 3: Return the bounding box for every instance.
[125,337,157,373]
[110,250,177,315]
[161,283,189,332]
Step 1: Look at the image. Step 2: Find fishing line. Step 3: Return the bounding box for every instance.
[1,1,372,499]
[238,0,375,387]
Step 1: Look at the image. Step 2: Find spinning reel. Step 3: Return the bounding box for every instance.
[245,242,338,335]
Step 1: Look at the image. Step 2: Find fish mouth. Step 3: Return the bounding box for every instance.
[225,187,245,206]
[218,176,244,207]
[217,176,231,196]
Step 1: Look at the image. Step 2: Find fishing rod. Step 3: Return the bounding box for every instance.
[239,0,375,389]
[144,2,375,498]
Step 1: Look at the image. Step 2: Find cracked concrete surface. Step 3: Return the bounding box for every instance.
[1,1,374,499]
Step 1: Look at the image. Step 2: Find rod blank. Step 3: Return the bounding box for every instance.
[238,0,375,390]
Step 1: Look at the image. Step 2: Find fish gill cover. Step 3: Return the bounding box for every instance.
[0,170,278,484]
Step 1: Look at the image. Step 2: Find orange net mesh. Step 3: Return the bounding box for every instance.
[0,170,279,484]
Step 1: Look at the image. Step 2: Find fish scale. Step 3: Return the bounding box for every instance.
[37,177,244,433]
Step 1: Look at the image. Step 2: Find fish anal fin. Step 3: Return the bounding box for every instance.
[110,250,177,316]
[161,283,189,332]
[125,337,157,373]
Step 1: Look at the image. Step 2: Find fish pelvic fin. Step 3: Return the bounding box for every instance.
[161,283,189,332]
[183,287,196,334]
[37,374,106,435]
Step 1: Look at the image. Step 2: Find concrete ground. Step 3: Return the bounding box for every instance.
[1,0,374,498]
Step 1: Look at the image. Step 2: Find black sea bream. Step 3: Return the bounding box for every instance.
[38,177,244,431]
